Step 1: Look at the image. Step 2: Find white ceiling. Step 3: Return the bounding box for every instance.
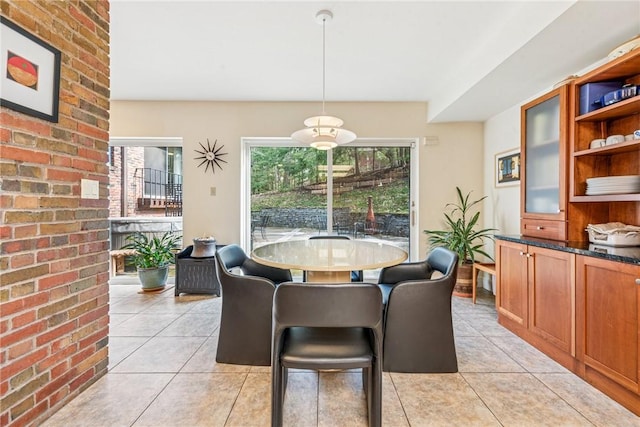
[110,1,640,122]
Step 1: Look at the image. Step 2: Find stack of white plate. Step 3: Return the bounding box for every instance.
[586,175,640,195]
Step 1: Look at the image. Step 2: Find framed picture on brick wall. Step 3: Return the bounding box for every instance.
[0,17,61,123]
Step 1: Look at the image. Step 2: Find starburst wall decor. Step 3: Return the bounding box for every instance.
[194,138,228,174]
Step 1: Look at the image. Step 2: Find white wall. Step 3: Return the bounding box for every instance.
[484,105,522,239]
[110,101,484,259]
[481,106,522,293]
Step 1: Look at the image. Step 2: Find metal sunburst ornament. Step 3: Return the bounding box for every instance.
[194,138,228,174]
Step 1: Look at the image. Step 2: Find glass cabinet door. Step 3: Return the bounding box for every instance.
[524,92,562,215]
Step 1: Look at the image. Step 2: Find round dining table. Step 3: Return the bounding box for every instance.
[251,238,408,282]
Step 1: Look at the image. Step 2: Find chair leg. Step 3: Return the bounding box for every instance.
[362,367,371,425]
[272,362,285,427]
[370,361,382,427]
[283,366,288,398]
[362,367,368,396]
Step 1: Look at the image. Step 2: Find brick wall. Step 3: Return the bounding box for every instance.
[108,147,121,217]
[0,2,110,426]
[126,146,144,216]
[109,146,166,217]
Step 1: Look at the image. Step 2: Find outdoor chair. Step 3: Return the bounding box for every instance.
[377,247,459,373]
[251,214,270,240]
[272,282,383,427]
[315,214,351,235]
[215,244,291,365]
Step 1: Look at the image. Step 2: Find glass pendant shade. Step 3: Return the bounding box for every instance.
[291,10,356,150]
[291,115,357,150]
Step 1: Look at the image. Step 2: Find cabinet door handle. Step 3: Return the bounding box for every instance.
[526,253,533,258]
[636,279,640,285]
[519,251,525,256]
[536,226,544,230]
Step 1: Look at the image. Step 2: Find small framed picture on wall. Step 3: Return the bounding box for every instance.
[495,148,520,187]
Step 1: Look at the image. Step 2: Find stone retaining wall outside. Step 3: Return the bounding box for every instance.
[252,208,409,237]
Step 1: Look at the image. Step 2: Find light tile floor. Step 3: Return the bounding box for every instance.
[42,276,640,427]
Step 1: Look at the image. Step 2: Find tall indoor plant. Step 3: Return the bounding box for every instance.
[123,231,181,291]
[424,187,496,297]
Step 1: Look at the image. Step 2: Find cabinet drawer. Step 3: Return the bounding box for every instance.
[521,218,567,240]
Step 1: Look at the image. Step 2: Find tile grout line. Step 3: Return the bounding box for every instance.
[529,373,596,426]
[128,371,180,427]
[458,372,505,427]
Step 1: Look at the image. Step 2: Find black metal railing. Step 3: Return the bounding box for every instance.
[134,168,182,216]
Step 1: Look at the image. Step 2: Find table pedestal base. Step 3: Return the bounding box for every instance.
[306,271,351,283]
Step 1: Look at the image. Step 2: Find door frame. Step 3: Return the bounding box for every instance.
[240,137,420,261]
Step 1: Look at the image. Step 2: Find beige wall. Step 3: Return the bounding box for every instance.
[111,101,484,258]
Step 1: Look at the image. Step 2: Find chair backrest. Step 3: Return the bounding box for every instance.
[426,247,458,277]
[273,282,383,329]
[309,235,350,240]
[216,244,247,271]
[378,259,432,285]
[216,244,292,284]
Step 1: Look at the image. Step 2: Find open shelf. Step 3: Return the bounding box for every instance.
[568,49,640,241]
[575,96,640,122]
[573,139,640,157]
[570,193,640,203]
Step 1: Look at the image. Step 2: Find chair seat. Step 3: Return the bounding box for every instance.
[281,327,373,370]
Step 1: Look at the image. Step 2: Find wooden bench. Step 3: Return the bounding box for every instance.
[472,262,496,304]
[110,249,137,278]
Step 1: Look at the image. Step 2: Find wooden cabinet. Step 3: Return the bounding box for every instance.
[568,49,640,241]
[576,255,640,394]
[496,240,574,356]
[520,85,569,241]
[527,246,574,355]
[496,239,528,326]
[497,240,640,414]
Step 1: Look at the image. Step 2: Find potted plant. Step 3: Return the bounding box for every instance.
[424,187,496,297]
[123,231,182,291]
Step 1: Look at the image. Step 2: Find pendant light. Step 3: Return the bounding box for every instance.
[291,10,356,150]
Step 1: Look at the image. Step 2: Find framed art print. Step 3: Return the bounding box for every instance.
[495,148,520,187]
[0,17,61,122]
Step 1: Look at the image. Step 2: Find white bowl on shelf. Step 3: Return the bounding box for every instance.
[605,135,625,145]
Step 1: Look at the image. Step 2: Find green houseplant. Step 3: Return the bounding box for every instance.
[424,187,496,297]
[123,231,181,291]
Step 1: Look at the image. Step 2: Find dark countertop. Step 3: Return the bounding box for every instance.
[495,235,640,266]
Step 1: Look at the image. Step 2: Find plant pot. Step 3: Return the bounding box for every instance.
[137,266,169,291]
[453,262,473,298]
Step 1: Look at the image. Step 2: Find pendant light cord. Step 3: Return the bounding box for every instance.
[321,15,326,115]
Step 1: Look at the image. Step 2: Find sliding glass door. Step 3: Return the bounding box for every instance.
[241,138,418,276]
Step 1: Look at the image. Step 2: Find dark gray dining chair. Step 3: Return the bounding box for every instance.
[272,282,383,427]
[377,246,459,373]
[214,244,291,366]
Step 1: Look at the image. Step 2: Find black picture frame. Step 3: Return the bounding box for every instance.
[0,17,61,123]
[495,148,521,187]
